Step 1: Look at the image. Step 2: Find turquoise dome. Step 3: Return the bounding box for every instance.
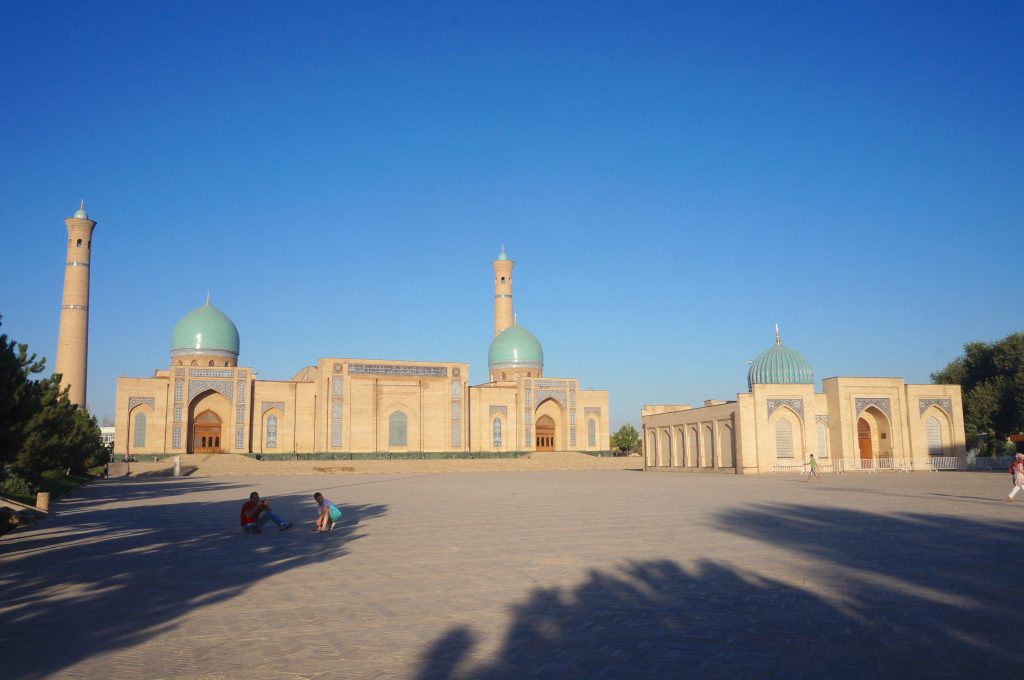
[170,300,240,358]
[488,323,543,371]
[73,200,88,219]
[747,339,814,389]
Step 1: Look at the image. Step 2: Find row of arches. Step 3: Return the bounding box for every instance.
[646,421,736,469]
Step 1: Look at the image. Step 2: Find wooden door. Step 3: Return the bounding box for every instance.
[536,415,556,451]
[857,418,872,466]
[193,410,222,453]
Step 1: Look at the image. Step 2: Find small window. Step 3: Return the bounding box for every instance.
[501,276,506,284]
[502,372,506,380]
[191,360,198,366]
[266,415,278,449]
[588,419,597,447]
[215,436,220,447]
[76,238,82,247]
[926,416,943,456]
[389,411,408,447]
[133,412,146,448]
[493,418,502,448]
[208,360,214,366]
[775,419,794,459]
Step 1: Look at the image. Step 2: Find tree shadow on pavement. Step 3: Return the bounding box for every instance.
[0,478,387,679]
[417,506,1023,679]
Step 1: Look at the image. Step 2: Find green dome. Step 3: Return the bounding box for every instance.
[747,339,814,389]
[170,300,240,358]
[73,200,88,219]
[488,323,543,371]
[496,245,509,261]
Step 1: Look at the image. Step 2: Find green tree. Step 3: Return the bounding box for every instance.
[0,317,106,475]
[610,424,640,455]
[0,317,47,465]
[932,333,1024,454]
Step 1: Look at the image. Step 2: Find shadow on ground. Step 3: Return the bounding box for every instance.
[417,505,1024,679]
[0,478,387,679]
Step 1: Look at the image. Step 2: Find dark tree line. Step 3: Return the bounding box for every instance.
[932,332,1024,455]
[0,317,107,483]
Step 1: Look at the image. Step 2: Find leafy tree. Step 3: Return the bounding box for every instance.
[932,333,1024,454]
[0,317,105,475]
[611,424,640,455]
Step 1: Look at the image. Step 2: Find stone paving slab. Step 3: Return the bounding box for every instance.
[2,470,1023,679]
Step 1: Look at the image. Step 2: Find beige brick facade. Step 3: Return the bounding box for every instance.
[112,251,609,456]
[642,377,966,474]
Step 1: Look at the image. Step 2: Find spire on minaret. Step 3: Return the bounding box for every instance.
[206,291,211,305]
[73,200,89,220]
[775,322,781,345]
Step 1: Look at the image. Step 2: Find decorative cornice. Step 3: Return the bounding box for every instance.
[767,398,804,419]
[855,397,891,418]
[919,398,952,417]
[262,401,285,414]
[489,406,508,417]
[188,380,233,404]
[128,396,155,410]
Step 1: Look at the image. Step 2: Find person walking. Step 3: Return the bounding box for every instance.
[1007,453,1024,502]
[804,453,824,483]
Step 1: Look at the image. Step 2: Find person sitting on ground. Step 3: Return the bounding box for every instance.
[240,492,292,533]
[313,492,342,532]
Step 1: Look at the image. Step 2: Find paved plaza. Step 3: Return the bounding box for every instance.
[2,469,1023,679]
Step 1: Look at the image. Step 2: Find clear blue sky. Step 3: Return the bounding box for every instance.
[2,1,1022,431]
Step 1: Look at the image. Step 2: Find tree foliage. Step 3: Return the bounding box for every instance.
[932,332,1024,453]
[611,424,641,454]
[0,317,107,476]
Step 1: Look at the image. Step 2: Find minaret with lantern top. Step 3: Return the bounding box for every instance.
[492,245,514,337]
[55,200,96,407]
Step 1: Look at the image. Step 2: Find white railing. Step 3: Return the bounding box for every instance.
[970,455,1013,471]
[772,458,917,474]
[929,456,962,471]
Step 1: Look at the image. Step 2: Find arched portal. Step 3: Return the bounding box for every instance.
[662,430,672,467]
[857,406,891,467]
[536,415,556,451]
[194,410,222,453]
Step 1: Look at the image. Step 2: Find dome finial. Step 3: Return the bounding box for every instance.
[513,312,518,325]
[73,199,89,219]
[205,291,211,306]
[497,244,510,261]
[775,322,781,345]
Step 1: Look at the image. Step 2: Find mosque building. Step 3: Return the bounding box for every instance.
[113,248,609,456]
[641,327,967,474]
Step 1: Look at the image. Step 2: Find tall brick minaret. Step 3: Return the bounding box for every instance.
[55,200,96,407]
[492,245,514,337]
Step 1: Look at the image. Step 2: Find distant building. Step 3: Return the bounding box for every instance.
[100,427,115,447]
[113,248,608,455]
[641,328,966,473]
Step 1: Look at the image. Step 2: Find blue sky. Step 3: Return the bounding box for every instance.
[1,1,1021,430]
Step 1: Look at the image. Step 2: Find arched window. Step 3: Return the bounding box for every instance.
[133,412,146,448]
[817,422,829,458]
[926,416,943,456]
[76,238,82,247]
[587,419,596,447]
[704,424,715,466]
[389,411,408,447]
[191,360,198,366]
[266,415,278,449]
[208,360,214,366]
[775,418,794,458]
[493,418,502,448]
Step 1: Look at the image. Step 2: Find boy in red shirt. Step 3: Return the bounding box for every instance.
[240,492,292,533]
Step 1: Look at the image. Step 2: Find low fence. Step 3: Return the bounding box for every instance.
[968,455,1014,471]
[771,457,964,474]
